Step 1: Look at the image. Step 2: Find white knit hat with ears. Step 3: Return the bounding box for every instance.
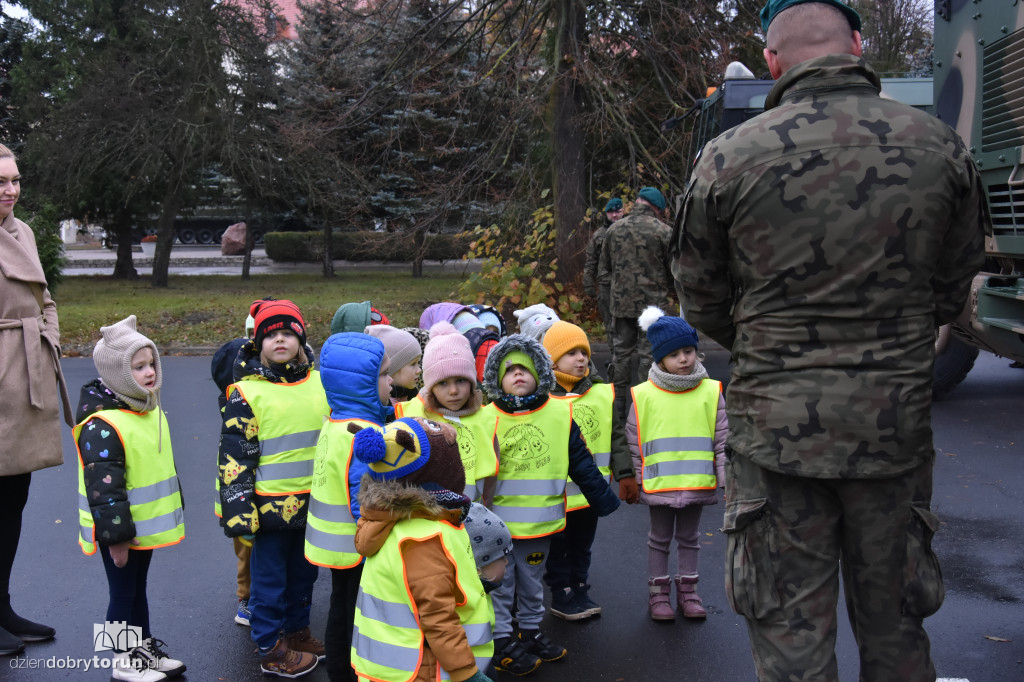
[92,315,161,412]
[512,303,560,340]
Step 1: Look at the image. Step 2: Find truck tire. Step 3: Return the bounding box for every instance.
[933,326,979,399]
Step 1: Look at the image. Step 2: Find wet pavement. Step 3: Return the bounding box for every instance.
[5,350,1023,681]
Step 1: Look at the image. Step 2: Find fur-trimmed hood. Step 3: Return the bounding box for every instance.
[481,333,555,400]
[355,477,463,558]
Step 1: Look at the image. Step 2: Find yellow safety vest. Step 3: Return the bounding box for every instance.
[231,372,329,497]
[75,409,184,555]
[631,379,720,492]
[487,399,571,539]
[551,383,614,511]
[396,396,499,502]
[305,418,376,569]
[352,518,494,682]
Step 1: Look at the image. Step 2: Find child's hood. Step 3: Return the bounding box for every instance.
[232,338,315,385]
[320,332,388,423]
[75,379,129,423]
[481,333,555,400]
[354,477,461,557]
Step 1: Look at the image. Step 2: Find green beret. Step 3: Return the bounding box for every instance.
[604,197,623,212]
[637,187,666,210]
[760,0,861,32]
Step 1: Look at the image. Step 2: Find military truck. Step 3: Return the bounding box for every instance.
[678,19,1024,396]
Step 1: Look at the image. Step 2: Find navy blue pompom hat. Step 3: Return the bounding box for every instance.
[639,306,699,363]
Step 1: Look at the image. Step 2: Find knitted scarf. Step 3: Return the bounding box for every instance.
[648,359,709,392]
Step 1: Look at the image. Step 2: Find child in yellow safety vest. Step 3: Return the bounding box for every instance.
[395,322,498,503]
[305,332,392,682]
[480,334,620,676]
[540,321,636,621]
[630,307,727,621]
[351,416,495,682]
[217,300,328,679]
[74,315,185,681]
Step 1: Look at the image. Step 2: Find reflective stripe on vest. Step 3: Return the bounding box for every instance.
[305,419,374,569]
[631,379,720,492]
[396,396,499,503]
[74,409,184,555]
[489,399,571,538]
[551,383,614,511]
[352,518,494,682]
[232,374,328,497]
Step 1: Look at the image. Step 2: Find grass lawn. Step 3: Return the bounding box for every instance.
[55,272,466,352]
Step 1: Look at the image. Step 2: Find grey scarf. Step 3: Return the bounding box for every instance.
[648,359,708,392]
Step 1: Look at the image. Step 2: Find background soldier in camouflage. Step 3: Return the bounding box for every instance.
[583,197,624,348]
[597,187,674,419]
[673,1,987,680]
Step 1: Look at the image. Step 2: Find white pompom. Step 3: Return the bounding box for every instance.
[638,306,665,332]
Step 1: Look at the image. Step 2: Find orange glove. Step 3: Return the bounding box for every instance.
[618,477,640,504]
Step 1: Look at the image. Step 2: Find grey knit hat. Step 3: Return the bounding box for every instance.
[92,315,161,412]
[462,503,513,568]
[363,324,422,376]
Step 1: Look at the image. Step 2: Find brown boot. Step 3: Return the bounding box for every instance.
[259,639,318,678]
[648,577,675,621]
[675,575,707,619]
[283,627,326,660]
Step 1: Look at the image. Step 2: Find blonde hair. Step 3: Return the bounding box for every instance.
[0,144,15,160]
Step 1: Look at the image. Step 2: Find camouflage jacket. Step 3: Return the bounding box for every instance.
[597,203,674,318]
[673,55,987,478]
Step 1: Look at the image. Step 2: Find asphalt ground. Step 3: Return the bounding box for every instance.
[5,350,1023,681]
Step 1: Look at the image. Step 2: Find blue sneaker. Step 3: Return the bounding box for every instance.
[235,598,251,626]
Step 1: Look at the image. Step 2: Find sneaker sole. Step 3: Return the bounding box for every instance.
[260,661,318,678]
[494,659,542,676]
[235,615,251,626]
[549,608,589,621]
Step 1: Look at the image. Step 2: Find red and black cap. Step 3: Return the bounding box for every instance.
[250,299,307,349]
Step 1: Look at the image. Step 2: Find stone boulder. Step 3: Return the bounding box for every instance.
[220,222,247,255]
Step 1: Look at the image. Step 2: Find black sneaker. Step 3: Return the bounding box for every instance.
[574,583,602,617]
[493,636,541,676]
[549,587,588,621]
[518,629,566,662]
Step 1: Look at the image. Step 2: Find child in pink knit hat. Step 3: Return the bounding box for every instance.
[394,322,498,503]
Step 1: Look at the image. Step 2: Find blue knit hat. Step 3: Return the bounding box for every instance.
[604,197,623,212]
[639,306,698,363]
[637,187,666,210]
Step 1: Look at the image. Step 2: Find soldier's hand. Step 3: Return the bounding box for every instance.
[618,477,640,504]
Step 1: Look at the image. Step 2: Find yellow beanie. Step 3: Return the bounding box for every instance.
[542,321,590,364]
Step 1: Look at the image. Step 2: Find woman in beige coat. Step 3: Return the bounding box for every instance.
[0,143,71,656]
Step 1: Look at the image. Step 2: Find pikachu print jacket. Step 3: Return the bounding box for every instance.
[217,339,322,536]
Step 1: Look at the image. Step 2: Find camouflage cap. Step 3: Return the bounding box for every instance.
[760,0,861,32]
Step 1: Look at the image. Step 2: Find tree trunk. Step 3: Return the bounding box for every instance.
[242,216,253,280]
[322,221,334,278]
[150,177,183,288]
[550,0,588,285]
[111,209,138,280]
[411,226,425,278]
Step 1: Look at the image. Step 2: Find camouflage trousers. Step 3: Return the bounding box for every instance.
[609,316,652,418]
[723,451,943,682]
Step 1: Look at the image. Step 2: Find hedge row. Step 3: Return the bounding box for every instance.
[264,230,472,263]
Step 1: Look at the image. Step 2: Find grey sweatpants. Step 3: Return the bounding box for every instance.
[491,536,552,638]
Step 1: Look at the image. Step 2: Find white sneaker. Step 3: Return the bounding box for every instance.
[134,638,186,677]
[110,650,167,681]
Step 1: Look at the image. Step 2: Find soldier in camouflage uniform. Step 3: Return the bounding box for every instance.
[597,187,674,419]
[672,1,987,680]
[583,197,624,347]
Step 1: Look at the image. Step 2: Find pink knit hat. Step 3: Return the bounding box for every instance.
[421,322,477,393]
